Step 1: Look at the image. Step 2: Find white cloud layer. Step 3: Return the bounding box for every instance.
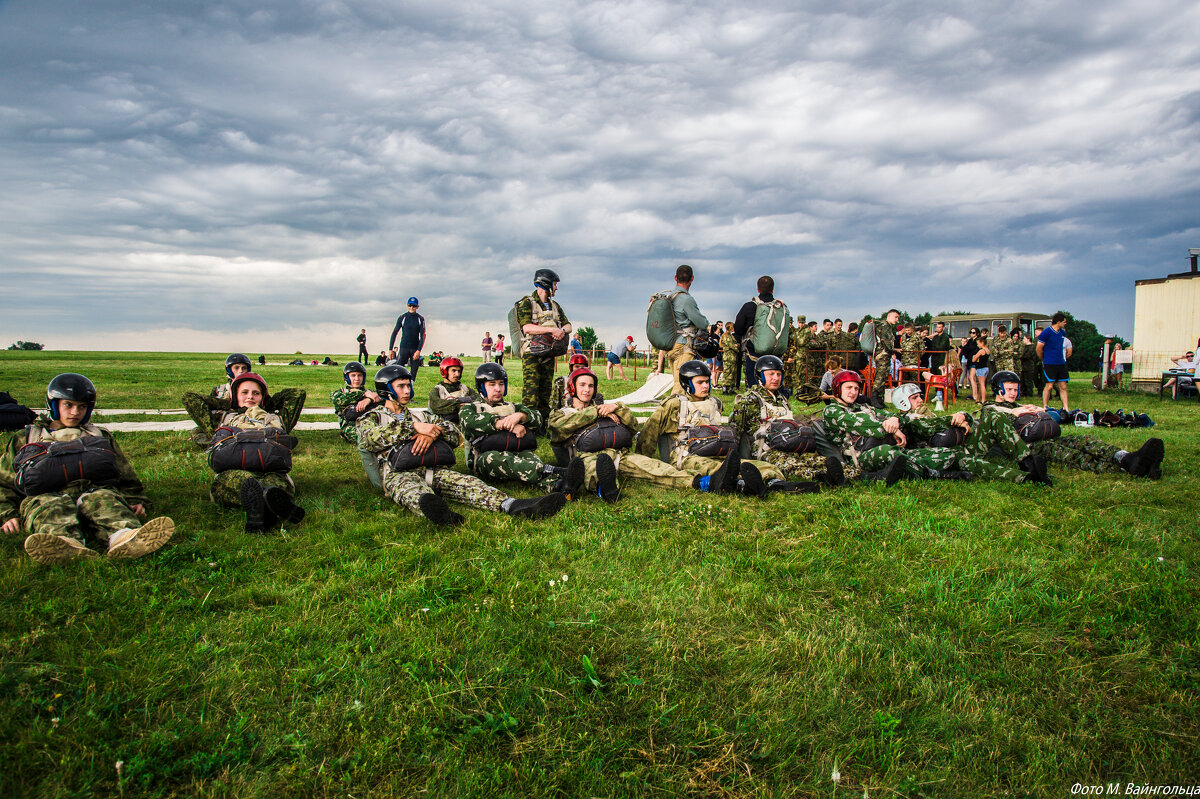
[2,0,1199,354]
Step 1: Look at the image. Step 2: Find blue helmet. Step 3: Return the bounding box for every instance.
[46,373,97,425]
[475,362,508,397]
[343,361,366,386]
[224,353,252,380]
[374,364,413,400]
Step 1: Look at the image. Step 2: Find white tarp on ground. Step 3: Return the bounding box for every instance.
[610,372,675,406]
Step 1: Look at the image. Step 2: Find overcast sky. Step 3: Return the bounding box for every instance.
[2,0,1198,355]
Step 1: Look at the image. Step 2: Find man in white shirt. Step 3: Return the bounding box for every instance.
[1163,350,1199,398]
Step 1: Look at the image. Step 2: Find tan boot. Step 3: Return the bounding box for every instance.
[25,534,99,565]
[107,517,175,560]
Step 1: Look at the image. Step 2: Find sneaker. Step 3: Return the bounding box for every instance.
[264,487,306,525]
[107,517,175,559]
[505,492,567,520]
[596,454,621,503]
[24,534,99,564]
[418,493,464,527]
[239,478,269,534]
[738,462,767,498]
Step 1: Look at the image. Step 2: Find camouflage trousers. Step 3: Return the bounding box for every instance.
[763,450,862,482]
[788,351,808,391]
[1021,364,1039,397]
[384,466,506,517]
[678,454,785,483]
[521,356,556,422]
[666,343,694,394]
[871,352,890,396]
[182,392,229,444]
[338,418,359,445]
[20,488,141,545]
[266,389,307,433]
[211,470,293,508]
[468,450,558,489]
[577,450,695,492]
[1031,434,1121,474]
[720,351,739,390]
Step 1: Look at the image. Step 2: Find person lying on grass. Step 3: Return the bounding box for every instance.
[638,359,816,496]
[356,364,566,528]
[823,370,1053,486]
[1,373,174,564]
[181,352,307,447]
[547,366,744,502]
[982,371,1165,480]
[207,372,305,535]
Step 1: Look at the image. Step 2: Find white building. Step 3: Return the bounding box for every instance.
[1131,249,1200,392]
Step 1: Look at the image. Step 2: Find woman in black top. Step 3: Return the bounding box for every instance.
[960,333,980,399]
[969,331,991,403]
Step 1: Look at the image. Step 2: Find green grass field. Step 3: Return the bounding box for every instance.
[1,350,1197,797]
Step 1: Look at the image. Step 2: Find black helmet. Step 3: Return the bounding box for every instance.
[474,362,508,397]
[755,355,785,384]
[991,370,1021,396]
[225,353,252,380]
[533,268,561,292]
[678,360,712,395]
[46,373,97,424]
[374,364,413,400]
[343,361,366,386]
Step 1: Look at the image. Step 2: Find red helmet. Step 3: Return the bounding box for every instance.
[439,356,464,379]
[830,369,863,399]
[566,367,598,397]
[230,372,269,410]
[568,353,590,368]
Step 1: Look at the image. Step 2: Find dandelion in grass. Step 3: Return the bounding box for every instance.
[561,574,568,582]
[549,580,556,587]
[831,767,840,784]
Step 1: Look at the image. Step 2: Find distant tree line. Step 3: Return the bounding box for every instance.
[7,341,44,351]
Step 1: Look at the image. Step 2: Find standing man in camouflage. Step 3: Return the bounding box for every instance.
[459,363,581,495]
[869,310,900,406]
[1018,331,1039,397]
[788,316,809,390]
[516,268,571,426]
[718,322,739,395]
[992,324,1017,374]
[899,322,925,370]
[804,320,824,384]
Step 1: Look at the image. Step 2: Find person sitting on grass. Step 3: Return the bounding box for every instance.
[459,363,583,497]
[427,357,479,425]
[548,367,738,502]
[330,362,381,445]
[356,365,567,528]
[1,373,175,564]
[638,360,816,496]
[983,371,1165,479]
[823,370,1053,486]
[182,352,307,446]
[208,372,305,534]
[550,353,602,412]
[728,355,856,488]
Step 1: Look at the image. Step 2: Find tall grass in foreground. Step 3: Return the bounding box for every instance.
[0,351,1197,797]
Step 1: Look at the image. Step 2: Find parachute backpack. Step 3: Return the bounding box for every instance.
[858,320,877,356]
[748,297,791,356]
[645,289,685,351]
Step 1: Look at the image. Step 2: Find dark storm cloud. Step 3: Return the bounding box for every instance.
[1,0,1198,351]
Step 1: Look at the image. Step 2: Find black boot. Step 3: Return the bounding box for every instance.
[264,487,306,526]
[239,478,269,534]
[862,454,906,487]
[710,450,742,494]
[1121,438,1164,477]
[596,453,621,503]
[418,493,464,527]
[505,492,568,520]
[1018,455,1052,486]
[738,462,767,498]
[767,480,820,494]
[556,456,585,500]
[918,467,973,481]
[822,456,846,487]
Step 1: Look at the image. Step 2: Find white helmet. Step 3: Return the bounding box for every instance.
[891,383,922,412]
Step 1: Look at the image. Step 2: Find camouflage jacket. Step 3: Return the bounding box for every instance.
[834,332,860,358]
[900,333,925,367]
[217,405,284,431]
[355,405,463,458]
[550,377,603,412]
[212,382,232,401]
[728,385,792,439]
[459,398,542,442]
[873,320,897,358]
[1019,340,1039,366]
[331,386,374,440]
[792,326,813,354]
[992,336,1017,371]
[547,401,637,449]
[720,332,739,359]
[636,393,724,458]
[0,416,149,523]
[427,381,480,422]
[822,402,896,455]
[515,291,570,357]
[811,330,831,354]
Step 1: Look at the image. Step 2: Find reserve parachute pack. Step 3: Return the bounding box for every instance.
[1013,411,1061,443]
[509,295,569,359]
[208,427,297,474]
[573,417,634,453]
[749,297,791,356]
[859,320,877,355]
[645,289,685,351]
[14,433,122,496]
[684,424,738,458]
[762,419,816,453]
[472,430,538,453]
[387,438,458,471]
